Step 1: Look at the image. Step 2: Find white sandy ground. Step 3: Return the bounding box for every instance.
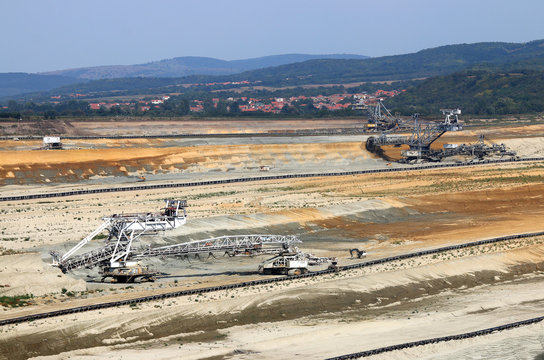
[1,242,543,359]
[0,186,539,307]
[0,234,539,324]
[0,235,539,321]
[21,272,544,360]
[0,197,400,299]
[2,159,544,254]
[0,179,396,252]
[503,137,544,158]
[368,322,544,360]
[0,253,85,297]
[168,198,397,237]
[35,319,544,360]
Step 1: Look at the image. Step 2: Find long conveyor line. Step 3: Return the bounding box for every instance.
[326,315,544,359]
[2,156,543,202]
[1,230,542,326]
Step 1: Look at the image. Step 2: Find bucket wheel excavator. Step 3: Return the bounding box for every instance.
[51,200,334,282]
[365,99,405,132]
[366,109,463,162]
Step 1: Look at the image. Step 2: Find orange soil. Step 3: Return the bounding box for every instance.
[318,184,544,250]
[0,142,368,183]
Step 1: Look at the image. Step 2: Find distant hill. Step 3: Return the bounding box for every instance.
[385,69,544,115]
[40,54,369,80]
[0,54,367,98]
[0,73,82,98]
[5,40,544,101]
[226,40,544,86]
[43,40,544,97]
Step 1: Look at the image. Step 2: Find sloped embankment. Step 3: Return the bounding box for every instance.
[0,141,374,185]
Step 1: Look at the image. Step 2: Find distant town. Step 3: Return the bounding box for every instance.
[82,89,404,114]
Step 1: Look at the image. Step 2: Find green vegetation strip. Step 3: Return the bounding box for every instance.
[0,295,33,308]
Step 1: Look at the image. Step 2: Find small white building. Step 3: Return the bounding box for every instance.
[43,136,62,150]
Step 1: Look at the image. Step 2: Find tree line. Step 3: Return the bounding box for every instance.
[386,70,544,116]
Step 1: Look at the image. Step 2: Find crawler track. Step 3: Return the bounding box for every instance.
[1,230,542,326]
[326,315,544,359]
[2,157,543,202]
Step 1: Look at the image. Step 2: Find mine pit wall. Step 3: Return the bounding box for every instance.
[161,199,411,244]
[26,200,409,284]
[5,182,544,277]
[0,142,377,185]
[1,256,543,360]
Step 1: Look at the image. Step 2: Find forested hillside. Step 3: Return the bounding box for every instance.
[385,70,544,115]
[225,40,544,86]
[4,40,544,118]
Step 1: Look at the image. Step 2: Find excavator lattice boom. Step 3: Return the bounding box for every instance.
[51,200,331,282]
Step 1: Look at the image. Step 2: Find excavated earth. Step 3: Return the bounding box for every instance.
[0,118,364,138]
[1,121,544,359]
[0,138,380,185]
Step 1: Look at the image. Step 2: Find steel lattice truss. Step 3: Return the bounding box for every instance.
[136,234,301,258]
[52,200,302,273]
[59,243,124,271]
[56,233,301,272]
[51,200,188,271]
[53,216,185,271]
[366,110,464,159]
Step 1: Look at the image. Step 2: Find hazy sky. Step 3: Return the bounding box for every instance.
[2,0,544,73]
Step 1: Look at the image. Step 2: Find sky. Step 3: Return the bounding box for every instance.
[2,0,544,73]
